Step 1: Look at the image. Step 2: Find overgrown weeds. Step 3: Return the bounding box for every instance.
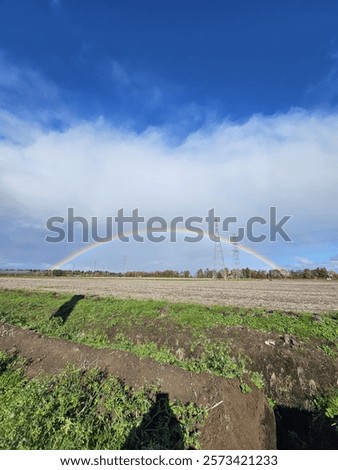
[0,351,206,450]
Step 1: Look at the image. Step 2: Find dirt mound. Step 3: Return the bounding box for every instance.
[0,322,275,450]
[108,317,337,410]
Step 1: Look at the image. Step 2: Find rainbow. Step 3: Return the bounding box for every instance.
[50,227,283,271]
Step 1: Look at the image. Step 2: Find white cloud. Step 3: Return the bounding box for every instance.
[294,257,314,267]
[103,59,164,111]
[306,51,338,106]
[1,55,338,269]
[1,109,338,235]
[0,52,69,125]
[110,61,132,87]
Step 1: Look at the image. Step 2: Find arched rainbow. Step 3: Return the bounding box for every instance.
[50,227,283,271]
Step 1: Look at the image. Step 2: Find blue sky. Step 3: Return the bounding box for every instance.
[1,0,338,273]
[1,0,338,127]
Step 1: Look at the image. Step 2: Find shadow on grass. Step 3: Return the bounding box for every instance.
[50,294,85,324]
[124,393,185,450]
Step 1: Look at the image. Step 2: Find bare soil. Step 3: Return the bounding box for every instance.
[113,317,337,409]
[0,322,275,450]
[1,277,338,313]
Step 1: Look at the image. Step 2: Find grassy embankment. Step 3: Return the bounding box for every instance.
[0,289,337,423]
[0,351,206,450]
[0,289,337,391]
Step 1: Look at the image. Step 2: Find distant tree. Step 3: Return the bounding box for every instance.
[52,269,65,276]
[243,267,251,278]
[303,268,311,279]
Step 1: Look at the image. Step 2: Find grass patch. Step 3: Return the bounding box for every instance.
[111,334,261,392]
[167,304,337,342]
[249,371,265,390]
[314,388,338,425]
[0,351,206,450]
[267,397,277,409]
[320,344,337,358]
[0,289,336,343]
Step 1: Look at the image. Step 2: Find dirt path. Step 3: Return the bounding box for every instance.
[0,322,275,450]
[1,277,338,313]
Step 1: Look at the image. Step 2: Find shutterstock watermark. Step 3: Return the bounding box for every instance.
[45,207,292,244]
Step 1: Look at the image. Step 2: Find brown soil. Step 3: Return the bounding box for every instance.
[0,322,275,450]
[108,317,338,410]
[1,277,338,313]
[209,326,337,409]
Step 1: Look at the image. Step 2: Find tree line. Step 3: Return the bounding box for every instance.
[0,267,336,279]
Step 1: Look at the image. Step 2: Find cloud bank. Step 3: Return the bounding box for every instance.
[0,55,338,270]
[2,110,338,221]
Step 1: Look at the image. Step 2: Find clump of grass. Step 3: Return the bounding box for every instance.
[320,344,337,358]
[113,333,179,365]
[0,351,206,450]
[249,371,265,390]
[314,389,338,425]
[267,397,277,409]
[240,383,252,394]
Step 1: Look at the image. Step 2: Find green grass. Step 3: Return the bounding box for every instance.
[314,388,338,424]
[0,284,265,389]
[0,289,336,342]
[249,371,265,390]
[167,304,338,342]
[320,344,337,358]
[0,351,206,450]
[111,333,259,390]
[0,289,336,392]
[267,397,277,409]
[0,291,163,337]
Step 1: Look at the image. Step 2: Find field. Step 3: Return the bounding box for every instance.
[1,277,338,313]
[0,278,337,450]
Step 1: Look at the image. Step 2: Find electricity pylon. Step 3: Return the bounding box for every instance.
[231,235,242,279]
[213,222,226,279]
